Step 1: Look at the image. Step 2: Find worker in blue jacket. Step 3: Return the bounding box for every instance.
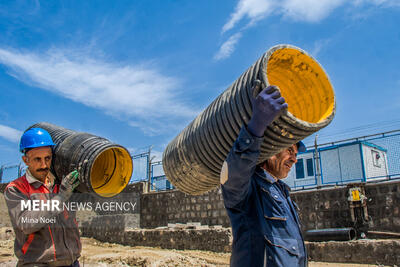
[221,80,307,267]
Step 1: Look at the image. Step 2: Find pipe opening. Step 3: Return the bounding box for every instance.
[90,147,132,197]
[267,48,335,123]
[349,228,356,240]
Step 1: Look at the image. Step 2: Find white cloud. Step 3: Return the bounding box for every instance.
[222,0,274,33]
[311,38,333,57]
[222,0,344,34]
[281,0,345,22]
[217,0,345,60]
[0,48,199,134]
[214,32,243,61]
[353,0,400,7]
[0,124,22,143]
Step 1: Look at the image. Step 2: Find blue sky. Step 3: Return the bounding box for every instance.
[0,0,400,175]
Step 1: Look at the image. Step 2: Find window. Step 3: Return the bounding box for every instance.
[166,180,171,189]
[371,150,381,168]
[306,158,314,177]
[295,159,305,179]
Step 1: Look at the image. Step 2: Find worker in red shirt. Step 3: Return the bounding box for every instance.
[4,128,81,266]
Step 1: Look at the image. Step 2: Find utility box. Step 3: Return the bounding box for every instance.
[285,141,388,189]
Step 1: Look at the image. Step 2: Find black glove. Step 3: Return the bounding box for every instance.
[59,170,80,201]
[247,80,288,137]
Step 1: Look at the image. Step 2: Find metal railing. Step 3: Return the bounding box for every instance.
[0,163,24,183]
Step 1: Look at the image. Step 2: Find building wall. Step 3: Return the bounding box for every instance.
[0,183,11,227]
[338,144,363,181]
[362,144,389,179]
[320,147,342,184]
[319,144,365,184]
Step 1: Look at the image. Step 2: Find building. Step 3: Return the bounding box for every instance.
[285,141,389,189]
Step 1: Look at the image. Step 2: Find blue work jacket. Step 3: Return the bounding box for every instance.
[221,126,307,267]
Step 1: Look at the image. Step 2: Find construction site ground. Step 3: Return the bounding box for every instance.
[0,228,390,267]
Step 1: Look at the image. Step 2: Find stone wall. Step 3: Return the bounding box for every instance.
[82,214,140,232]
[81,225,232,253]
[140,180,400,234]
[140,188,230,228]
[307,239,400,266]
[291,186,352,230]
[0,183,7,193]
[0,190,11,227]
[291,180,400,232]
[365,180,400,232]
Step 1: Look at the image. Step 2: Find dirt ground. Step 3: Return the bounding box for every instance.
[0,233,389,267]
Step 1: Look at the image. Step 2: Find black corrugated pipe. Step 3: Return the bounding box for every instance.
[163,44,336,195]
[28,122,133,198]
[305,228,357,242]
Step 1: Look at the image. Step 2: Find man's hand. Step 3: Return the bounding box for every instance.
[247,80,288,137]
[59,170,80,201]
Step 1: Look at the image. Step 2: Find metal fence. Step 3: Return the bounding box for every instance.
[2,129,399,191]
[131,152,150,183]
[129,149,171,191]
[0,164,24,183]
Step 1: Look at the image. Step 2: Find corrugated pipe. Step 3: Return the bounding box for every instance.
[162,44,336,195]
[305,228,357,242]
[28,122,133,198]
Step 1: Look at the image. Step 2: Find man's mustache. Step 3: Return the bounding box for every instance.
[36,168,49,172]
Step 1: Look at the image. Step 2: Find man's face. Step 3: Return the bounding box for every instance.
[22,146,52,182]
[264,144,298,179]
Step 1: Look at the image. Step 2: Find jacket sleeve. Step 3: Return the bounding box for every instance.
[4,186,64,235]
[221,126,263,209]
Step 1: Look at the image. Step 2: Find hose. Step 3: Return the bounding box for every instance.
[162,44,336,195]
[27,122,133,198]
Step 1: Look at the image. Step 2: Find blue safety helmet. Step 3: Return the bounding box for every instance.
[19,128,55,153]
[297,141,306,153]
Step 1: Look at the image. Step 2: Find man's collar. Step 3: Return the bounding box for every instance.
[25,169,55,189]
[25,169,39,184]
[277,179,291,192]
[256,166,292,192]
[255,166,277,184]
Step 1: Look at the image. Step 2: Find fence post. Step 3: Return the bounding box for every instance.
[0,165,3,183]
[147,146,156,192]
[314,135,322,188]
[18,163,22,178]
